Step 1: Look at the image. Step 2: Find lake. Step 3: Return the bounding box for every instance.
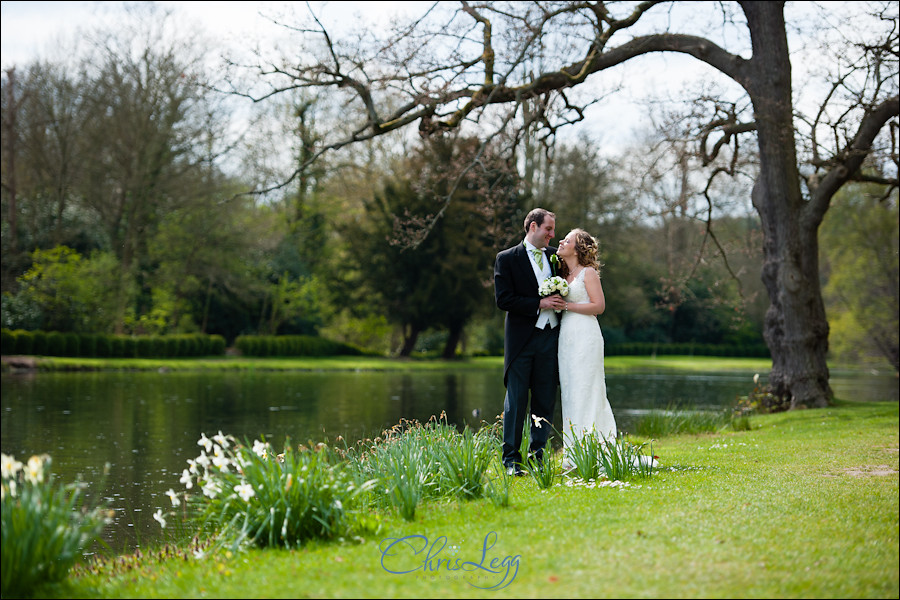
[1,366,896,554]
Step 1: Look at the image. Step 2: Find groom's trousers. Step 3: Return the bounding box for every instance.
[502,324,558,467]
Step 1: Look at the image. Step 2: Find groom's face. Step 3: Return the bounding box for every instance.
[529,216,556,249]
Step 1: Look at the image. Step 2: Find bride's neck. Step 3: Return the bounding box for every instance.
[564,257,580,272]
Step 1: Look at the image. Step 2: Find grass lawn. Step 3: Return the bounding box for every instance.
[37,398,898,599]
[17,354,777,374]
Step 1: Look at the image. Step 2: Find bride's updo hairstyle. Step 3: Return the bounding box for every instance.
[558,228,602,279]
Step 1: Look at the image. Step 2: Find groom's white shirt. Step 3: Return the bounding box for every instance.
[524,240,558,329]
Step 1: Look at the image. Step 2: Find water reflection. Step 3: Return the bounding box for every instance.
[1,367,896,554]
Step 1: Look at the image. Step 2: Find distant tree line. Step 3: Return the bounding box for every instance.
[1,2,896,375]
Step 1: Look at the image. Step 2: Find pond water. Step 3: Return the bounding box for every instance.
[1,366,896,555]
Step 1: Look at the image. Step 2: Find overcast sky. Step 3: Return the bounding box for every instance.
[0,1,761,155]
[0,1,423,69]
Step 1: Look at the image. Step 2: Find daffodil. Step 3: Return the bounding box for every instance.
[195,450,211,470]
[179,468,193,489]
[202,479,220,498]
[1,453,23,480]
[252,439,270,458]
[198,432,213,452]
[234,481,255,502]
[153,508,167,528]
[211,446,230,472]
[24,455,45,484]
[213,431,229,449]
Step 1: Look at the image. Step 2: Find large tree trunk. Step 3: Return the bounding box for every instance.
[742,2,832,408]
[442,322,464,360]
[399,323,421,357]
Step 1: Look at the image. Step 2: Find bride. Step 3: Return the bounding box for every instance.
[556,228,617,462]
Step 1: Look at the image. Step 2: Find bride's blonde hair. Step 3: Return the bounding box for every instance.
[558,228,602,278]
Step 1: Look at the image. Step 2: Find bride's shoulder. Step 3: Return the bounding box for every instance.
[582,266,600,281]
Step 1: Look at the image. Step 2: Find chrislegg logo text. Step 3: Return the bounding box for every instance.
[378,531,520,590]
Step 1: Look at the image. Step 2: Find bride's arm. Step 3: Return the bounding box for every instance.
[564,268,606,315]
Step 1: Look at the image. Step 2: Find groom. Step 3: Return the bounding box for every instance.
[494,208,566,475]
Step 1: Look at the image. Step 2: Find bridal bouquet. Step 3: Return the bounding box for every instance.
[539,276,569,313]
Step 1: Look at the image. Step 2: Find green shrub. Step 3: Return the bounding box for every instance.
[95,335,111,358]
[45,331,65,356]
[62,332,80,357]
[79,334,98,357]
[14,330,33,355]
[0,329,14,354]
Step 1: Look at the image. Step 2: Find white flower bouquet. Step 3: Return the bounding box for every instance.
[539,275,569,299]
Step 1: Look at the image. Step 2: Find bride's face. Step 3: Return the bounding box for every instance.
[558,232,577,258]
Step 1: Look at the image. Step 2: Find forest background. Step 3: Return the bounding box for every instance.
[0,1,897,368]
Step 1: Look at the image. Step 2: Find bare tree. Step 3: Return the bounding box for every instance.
[229,1,898,409]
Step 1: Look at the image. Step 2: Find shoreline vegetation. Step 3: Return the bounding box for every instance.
[29,399,900,599]
[0,353,808,374]
[1,353,893,379]
[2,355,897,598]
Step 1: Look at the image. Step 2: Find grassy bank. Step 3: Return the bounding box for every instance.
[3,354,777,374]
[32,399,898,599]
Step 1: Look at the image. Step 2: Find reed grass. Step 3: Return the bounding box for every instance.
[634,404,737,437]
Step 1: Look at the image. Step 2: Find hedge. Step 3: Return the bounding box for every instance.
[233,334,363,357]
[605,342,770,358]
[0,329,226,359]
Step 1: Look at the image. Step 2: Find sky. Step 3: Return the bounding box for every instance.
[0,1,762,157]
[0,0,666,151]
[0,1,417,68]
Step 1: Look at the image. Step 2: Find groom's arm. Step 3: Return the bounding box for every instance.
[495,250,540,317]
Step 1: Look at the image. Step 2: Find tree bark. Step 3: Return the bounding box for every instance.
[740,1,831,408]
[2,68,18,255]
[442,322,464,360]
[399,323,421,357]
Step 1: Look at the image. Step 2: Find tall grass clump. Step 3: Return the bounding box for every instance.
[438,425,497,499]
[595,436,656,481]
[163,433,377,551]
[563,427,657,482]
[635,404,735,437]
[565,427,606,481]
[1,453,113,597]
[524,450,558,489]
[343,413,506,520]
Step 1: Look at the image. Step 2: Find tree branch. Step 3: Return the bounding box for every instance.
[807,94,899,223]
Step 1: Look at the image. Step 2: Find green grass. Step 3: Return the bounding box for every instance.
[17,354,777,373]
[32,399,898,599]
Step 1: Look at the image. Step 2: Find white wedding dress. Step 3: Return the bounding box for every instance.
[558,268,617,456]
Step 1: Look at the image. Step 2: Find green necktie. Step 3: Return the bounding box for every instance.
[532,248,544,270]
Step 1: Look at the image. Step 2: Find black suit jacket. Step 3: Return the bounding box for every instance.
[494,242,559,386]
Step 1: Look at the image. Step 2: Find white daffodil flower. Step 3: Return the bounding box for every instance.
[213,431,229,449]
[153,509,167,529]
[198,433,213,452]
[179,468,193,489]
[202,480,220,498]
[24,455,45,484]
[195,451,211,470]
[252,440,270,459]
[211,446,230,472]
[234,481,255,502]
[1,453,23,480]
